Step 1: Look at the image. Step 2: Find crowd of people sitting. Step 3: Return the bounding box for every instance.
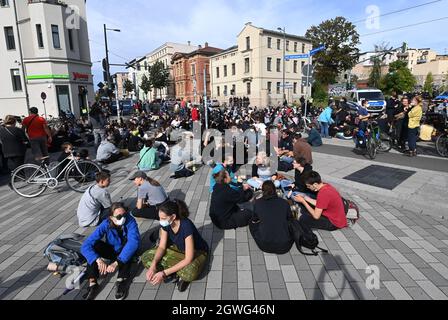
[2,93,433,300]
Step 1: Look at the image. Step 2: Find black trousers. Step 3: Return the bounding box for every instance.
[86,241,132,280]
[212,209,252,230]
[102,153,123,164]
[133,205,159,220]
[299,211,338,232]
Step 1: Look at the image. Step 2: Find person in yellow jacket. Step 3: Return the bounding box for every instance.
[406,95,423,157]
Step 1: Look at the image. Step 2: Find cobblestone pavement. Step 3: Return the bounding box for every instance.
[0,152,448,301]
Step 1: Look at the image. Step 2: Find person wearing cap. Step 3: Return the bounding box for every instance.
[130,171,169,220]
[22,107,52,162]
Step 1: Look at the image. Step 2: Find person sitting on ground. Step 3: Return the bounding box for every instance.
[293,133,313,165]
[81,202,140,300]
[210,170,253,230]
[249,181,294,255]
[280,157,315,200]
[247,152,281,190]
[209,155,239,193]
[138,139,162,171]
[275,130,294,163]
[78,148,90,160]
[130,171,169,220]
[77,171,112,228]
[306,123,323,147]
[142,200,209,293]
[96,137,126,164]
[294,171,347,231]
[170,133,201,179]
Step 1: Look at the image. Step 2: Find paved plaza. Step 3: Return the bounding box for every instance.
[0,149,448,301]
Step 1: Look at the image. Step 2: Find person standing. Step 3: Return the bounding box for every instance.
[89,104,107,147]
[0,115,28,171]
[318,100,335,138]
[22,107,52,162]
[406,95,423,157]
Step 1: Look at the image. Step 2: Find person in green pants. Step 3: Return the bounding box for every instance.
[141,200,209,292]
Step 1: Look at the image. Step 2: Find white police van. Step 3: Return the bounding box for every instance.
[347,89,386,114]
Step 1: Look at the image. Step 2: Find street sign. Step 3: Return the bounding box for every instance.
[280,84,294,89]
[40,92,47,101]
[310,45,326,56]
[284,54,309,61]
[302,78,314,87]
[97,82,105,89]
[302,64,314,76]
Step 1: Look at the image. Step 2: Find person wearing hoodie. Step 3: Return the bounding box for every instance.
[318,101,335,138]
[81,203,141,300]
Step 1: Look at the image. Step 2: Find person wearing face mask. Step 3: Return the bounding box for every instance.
[294,171,347,232]
[405,95,423,157]
[141,200,209,292]
[81,203,141,300]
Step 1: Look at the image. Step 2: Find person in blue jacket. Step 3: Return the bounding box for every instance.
[81,202,141,300]
[318,100,335,138]
[209,155,239,193]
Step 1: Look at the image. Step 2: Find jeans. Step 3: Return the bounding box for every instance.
[320,122,329,138]
[280,180,315,200]
[93,129,106,147]
[408,127,418,152]
[280,156,294,164]
[86,241,133,280]
[247,176,281,189]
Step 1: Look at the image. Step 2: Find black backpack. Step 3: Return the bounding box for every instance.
[44,234,86,273]
[288,220,328,256]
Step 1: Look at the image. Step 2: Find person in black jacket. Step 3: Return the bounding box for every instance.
[210,170,253,230]
[250,181,294,254]
[280,157,316,200]
[0,115,28,171]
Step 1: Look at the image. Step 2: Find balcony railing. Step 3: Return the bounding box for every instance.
[28,0,67,6]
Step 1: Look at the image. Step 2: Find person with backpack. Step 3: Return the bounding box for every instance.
[138,139,161,171]
[142,200,209,293]
[294,171,347,231]
[130,171,169,220]
[77,171,112,228]
[22,107,52,162]
[81,202,141,300]
[0,115,28,171]
[249,181,294,254]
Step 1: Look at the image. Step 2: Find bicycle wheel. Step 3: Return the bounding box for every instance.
[436,134,448,157]
[11,164,48,198]
[366,137,377,160]
[378,139,392,152]
[65,160,102,193]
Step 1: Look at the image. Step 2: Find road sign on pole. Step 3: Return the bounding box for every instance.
[310,45,326,56]
[284,54,309,61]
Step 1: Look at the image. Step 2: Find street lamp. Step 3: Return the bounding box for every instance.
[278,27,286,104]
[103,24,121,87]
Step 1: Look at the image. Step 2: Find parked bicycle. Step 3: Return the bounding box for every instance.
[436,130,448,157]
[11,150,102,198]
[362,119,391,160]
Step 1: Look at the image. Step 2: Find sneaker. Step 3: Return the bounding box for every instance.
[177,280,190,292]
[115,279,128,300]
[84,283,100,300]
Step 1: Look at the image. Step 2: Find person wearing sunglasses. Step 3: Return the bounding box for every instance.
[81,203,141,300]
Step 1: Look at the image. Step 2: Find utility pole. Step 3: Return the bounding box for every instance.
[103,24,110,87]
[13,0,30,110]
[204,68,208,130]
[278,27,287,104]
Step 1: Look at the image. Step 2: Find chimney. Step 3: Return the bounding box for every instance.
[205,42,209,48]
[188,41,191,46]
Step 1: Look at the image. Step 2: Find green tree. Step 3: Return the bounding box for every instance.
[369,57,382,88]
[149,61,170,99]
[312,81,328,105]
[139,74,151,99]
[305,16,360,85]
[381,61,417,94]
[123,79,134,97]
[423,72,434,96]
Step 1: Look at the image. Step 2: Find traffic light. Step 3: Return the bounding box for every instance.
[401,42,408,53]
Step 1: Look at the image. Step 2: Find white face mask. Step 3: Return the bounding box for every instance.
[113,216,126,227]
[159,219,173,228]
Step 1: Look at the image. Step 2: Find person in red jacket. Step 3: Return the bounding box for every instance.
[22,107,52,162]
[191,106,200,122]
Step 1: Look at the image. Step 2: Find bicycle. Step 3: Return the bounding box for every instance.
[11,150,102,198]
[360,119,391,160]
[436,130,448,157]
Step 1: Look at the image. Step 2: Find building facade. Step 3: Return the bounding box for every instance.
[0,0,94,119]
[171,43,223,103]
[128,42,198,101]
[210,23,312,107]
[114,71,130,99]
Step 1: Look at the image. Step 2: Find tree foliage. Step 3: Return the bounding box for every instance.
[423,72,434,96]
[149,61,170,98]
[305,16,360,85]
[139,74,151,98]
[123,79,134,96]
[380,60,417,94]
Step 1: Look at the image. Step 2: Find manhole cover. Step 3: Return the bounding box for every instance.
[343,165,416,190]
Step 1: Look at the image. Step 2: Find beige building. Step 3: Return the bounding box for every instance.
[128,42,198,101]
[210,23,312,107]
[413,55,448,87]
[0,0,94,119]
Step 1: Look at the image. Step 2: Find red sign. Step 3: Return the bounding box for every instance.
[73,72,89,81]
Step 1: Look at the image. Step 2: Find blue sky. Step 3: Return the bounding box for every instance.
[86,0,448,85]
